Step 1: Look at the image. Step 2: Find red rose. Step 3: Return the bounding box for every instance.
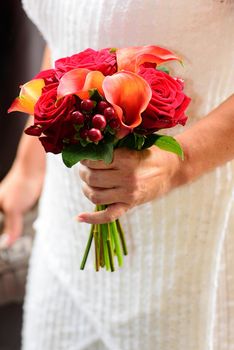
[55,48,117,78]
[137,67,191,132]
[25,83,77,153]
[34,68,58,85]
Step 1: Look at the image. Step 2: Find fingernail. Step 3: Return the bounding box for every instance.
[0,233,10,250]
[75,215,85,222]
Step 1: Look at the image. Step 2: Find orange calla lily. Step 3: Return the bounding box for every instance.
[8,79,45,115]
[103,71,152,138]
[57,68,105,100]
[116,45,182,72]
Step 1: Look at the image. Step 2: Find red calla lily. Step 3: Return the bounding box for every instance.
[57,68,105,99]
[116,45,181,72]
[8,79,45,115]
[103,71,152,138]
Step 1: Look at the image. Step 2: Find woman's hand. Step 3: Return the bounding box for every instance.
[78,146,183,224]
[0,166,44,248]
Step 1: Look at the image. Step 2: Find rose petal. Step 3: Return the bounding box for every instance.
[57,69,105,100]
[103,71,152,138]
[24,124,43,136]
[34,68,56,81]
[8,79,45,114]
[117,45,181,72]
[39,136,63,154]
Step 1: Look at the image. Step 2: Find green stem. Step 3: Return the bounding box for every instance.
[93,224,100,271]
[99,228,105,268]
[80,224,94,270]
[110,221,123,267]
[110,225,116,253]
[107,223,115,272]
[101,223,110,271]
[96,220,104,268]
[116,219,128,255]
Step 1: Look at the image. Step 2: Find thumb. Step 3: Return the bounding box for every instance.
[77,203,129,224]
[0,212,24,249]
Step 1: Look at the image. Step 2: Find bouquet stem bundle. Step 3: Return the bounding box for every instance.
[80,205,128,271]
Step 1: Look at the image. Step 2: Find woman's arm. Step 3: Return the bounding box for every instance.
[0,46,51,248]
[176,94,234,184]
[78,94,234,224]
[13,46,51,177]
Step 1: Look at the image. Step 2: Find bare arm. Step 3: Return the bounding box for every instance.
[0,46,51,247]
[176,94,234,185]
[13,46,51,176]
[78,94,234,224]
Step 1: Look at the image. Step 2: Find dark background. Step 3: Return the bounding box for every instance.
[0,1,44,349]
[0,0,45,180]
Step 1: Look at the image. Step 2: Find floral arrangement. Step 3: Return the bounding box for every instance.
[9,45,191,271]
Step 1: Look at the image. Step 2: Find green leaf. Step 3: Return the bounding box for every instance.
[117,134,136,149]
[104,125,116,135]
[117,133,146,150]
[74,124,83,132]
[154,134,184,159]
[134,134,145,150]
[62,142,114,168]
[116,133,184,159]
[88,88,103,101]
[109,48,117,53]
[79,138,90,147]
[156,66,170,75]
[103,132,116,143]
[141,134,159,149]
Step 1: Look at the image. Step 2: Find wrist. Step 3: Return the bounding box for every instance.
[12,155,46,181]
[172,134,199,186]
[168,153,187,190]
[148,145,189,197]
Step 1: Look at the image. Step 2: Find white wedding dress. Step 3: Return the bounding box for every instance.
[21,1,234,349]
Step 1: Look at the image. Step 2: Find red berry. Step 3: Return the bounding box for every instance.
[92,114,107,130]
[80,99,95,112]
[97,101,109,113]
[88,128,103,142]
[79,128,89,139]
[104,107,116,121]
[71,111,85,125]
[109,118,120,129]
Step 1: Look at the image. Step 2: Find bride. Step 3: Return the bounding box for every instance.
[0,1,234,349]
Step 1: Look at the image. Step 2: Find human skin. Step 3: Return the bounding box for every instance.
[0,46,234,244]
[0,47,50,247]
[78,94,234,224]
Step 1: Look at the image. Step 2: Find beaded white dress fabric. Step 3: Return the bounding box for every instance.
[21,1,234,349]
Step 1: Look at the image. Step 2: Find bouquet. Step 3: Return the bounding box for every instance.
[9,45,191,271]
